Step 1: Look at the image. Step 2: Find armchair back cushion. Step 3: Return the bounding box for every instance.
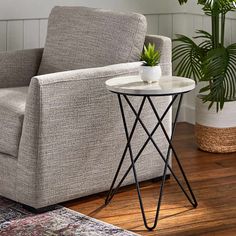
[38,6,147,75]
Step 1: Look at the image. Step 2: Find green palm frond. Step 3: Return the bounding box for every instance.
[175,0,236,111]
[216,0,236,14]
[200,44,236,110]
[178,0,188,4]
[178,0,236,15]
[173,35,205,82]
[194,30,213,50]
[194,30,212,40]
[227,43,236,97]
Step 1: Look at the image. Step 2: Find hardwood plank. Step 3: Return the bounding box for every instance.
[63,122,236,235]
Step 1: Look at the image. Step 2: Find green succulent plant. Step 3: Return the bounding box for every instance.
[173,0,236,111]
[141,43,161,67]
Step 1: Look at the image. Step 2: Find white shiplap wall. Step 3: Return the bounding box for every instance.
[0,19,48,51]
[0,7,235,123]
[0,0,185,51]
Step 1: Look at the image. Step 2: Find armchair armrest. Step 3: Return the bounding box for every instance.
[0,48,43,88]
[145,35,172,76]
[17,62,142,208]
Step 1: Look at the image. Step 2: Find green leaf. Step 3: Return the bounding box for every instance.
[172,34,205,82]
[200,44,236,110]
[178,0,188,4]
[140,43,161,66]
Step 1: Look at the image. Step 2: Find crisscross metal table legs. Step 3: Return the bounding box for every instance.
[105,94,198,231]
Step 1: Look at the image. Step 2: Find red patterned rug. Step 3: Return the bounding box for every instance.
[0,197,139,236]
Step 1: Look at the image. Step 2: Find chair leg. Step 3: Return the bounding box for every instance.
[22,204,58,214]
[152,174,170,183]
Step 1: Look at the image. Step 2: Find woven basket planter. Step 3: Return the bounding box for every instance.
[195,96,236,153]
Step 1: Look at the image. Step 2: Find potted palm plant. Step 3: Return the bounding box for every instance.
[173,0,236,153]
[140,43,162,83]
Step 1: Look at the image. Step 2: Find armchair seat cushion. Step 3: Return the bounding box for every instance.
[0,87,28,157]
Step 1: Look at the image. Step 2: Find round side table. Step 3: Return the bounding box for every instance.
[105,75,198,231]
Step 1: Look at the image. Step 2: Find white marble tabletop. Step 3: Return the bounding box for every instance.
[106,75,195,95]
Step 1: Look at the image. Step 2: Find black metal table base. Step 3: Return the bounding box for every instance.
[105,93,198,231]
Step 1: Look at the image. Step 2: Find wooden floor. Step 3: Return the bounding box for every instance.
[63,123,236,236]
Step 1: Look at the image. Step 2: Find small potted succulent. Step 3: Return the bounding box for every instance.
[140,43,161,83]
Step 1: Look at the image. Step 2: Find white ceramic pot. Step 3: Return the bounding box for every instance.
[140,65,162,83]
[195,95,236,153]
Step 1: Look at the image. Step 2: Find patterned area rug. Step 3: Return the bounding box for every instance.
[0,197,138,236]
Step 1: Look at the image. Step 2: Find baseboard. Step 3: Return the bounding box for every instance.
[184,105,195,124]
[174,105,195,124]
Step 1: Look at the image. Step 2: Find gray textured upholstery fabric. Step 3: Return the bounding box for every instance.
[0,48,43,88]
[0,153,17,201]
[16,62,142,207]
[15,58,172,208]
[0,87,28,157]
[38,6,147,75]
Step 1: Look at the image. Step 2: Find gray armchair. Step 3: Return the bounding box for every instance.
[0,6,172,209]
